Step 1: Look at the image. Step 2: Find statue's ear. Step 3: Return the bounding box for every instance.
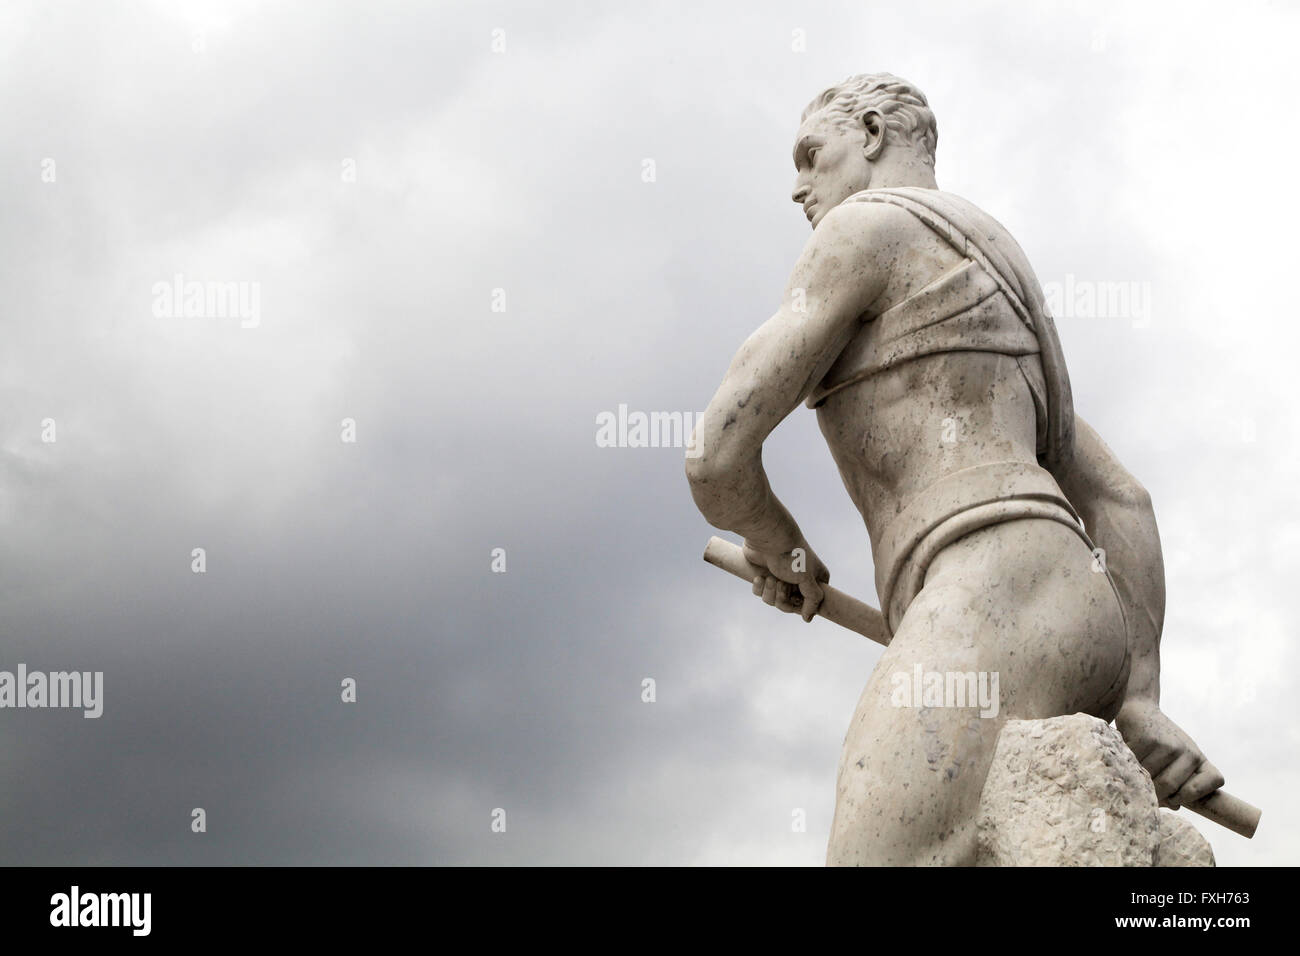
[862,109,887,160]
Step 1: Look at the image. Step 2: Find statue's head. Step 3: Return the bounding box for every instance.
[793,73,938,228]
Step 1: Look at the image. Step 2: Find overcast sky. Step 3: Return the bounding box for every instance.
[1,0,1296,865]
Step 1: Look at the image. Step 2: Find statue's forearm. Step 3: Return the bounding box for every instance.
[685,311,815,555]
[687,451,804,554]
[1053,417,1165,706]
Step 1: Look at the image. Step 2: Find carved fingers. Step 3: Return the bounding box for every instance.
[752,574,804,615]
[796,578,825,623]
[1166,759,1226,809]
[1134,724,1225,809]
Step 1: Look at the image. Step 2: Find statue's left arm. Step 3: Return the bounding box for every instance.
[1053,415,1226,807]
[685,203,891,620]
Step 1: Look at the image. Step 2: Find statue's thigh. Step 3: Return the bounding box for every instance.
[828,578,1007,865]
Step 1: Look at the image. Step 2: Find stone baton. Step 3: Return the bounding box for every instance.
[1184,790,1260,839]
[701,535,1261,839]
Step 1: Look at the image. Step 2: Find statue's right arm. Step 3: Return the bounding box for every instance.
[1053,415,1224,807]
[1052,415,1165,706]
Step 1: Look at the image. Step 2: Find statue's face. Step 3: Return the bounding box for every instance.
[791,110,872,229]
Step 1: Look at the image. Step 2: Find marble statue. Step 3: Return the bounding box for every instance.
[686,73,1259,865]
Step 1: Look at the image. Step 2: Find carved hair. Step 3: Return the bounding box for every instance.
[801,73,938,167]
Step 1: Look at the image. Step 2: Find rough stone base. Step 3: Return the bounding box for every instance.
[1155,810,1216,866]
[976,713,1212,866]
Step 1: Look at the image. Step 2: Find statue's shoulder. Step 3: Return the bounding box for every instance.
[844,187,1025,254]
[819,191,932,246]
[845,186,989,225]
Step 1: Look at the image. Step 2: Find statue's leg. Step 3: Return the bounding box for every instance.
[826,517,1128,866]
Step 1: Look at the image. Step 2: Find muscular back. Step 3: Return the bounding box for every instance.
[809,204,1043,550]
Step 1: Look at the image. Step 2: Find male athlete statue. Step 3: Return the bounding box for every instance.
[685,74,1224,865]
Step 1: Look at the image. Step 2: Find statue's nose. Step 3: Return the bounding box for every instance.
[792,182,810,204]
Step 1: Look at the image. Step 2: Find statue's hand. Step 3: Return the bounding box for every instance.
[1116,698,1225,808]
[742,540,829,623]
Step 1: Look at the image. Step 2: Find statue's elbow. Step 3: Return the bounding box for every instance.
[685,441,744,488]
[685,447,744,527]
[684,451,722,506]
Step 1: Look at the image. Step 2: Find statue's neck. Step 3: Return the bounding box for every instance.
[868,158,939,191]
